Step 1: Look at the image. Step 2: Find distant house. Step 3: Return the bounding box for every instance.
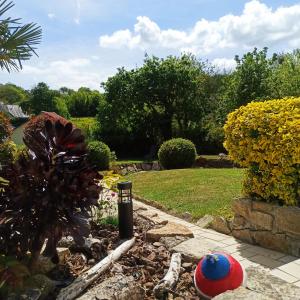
[0,102,29,144]
[0,102,28,120]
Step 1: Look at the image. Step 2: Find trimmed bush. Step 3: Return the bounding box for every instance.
[224,98,300,206]
[158,138,197,169]
[88,141,111,171]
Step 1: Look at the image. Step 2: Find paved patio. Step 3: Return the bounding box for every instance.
[133,199,300,287]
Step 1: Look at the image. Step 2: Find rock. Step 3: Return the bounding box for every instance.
[88,259,95,265]
[35,256,56,273]
[153,242,164,247]
[8,289,42,300]
[252,201,275,215]
[232,216,250,230]
[182,212,192,221]
[214,266,300,299]
[57,247,71,264]
[172,238,222,262]
[232,198,252,218]
[196,215,214,228]
[251,231,288,254]
[246,266,300,299]
[76,274,145,300]
[141,163,152,171]
[213,286,272,300]
[159,236,190,249]
[210,216,232,235]
[274,206,300,235]
[232,229,253,244]
[146,222,193,242]
[57,236,74,248]
[248,211,273,230]
[152,162,161,171]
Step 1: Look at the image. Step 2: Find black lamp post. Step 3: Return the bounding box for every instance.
[117,181,133,239]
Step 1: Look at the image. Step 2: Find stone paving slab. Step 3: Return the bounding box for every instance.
[133,199,300,286]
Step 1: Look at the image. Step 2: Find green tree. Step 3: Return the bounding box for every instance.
[0,83,28,104]
[98,54,216,155]
[0,0,42,72]
[269,49,300,98]
[231,47,272,107]
[67,88,103,117]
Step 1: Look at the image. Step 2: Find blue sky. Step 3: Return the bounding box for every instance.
[1,0,300,90]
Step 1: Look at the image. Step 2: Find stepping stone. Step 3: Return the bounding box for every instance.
[172,237,223,262]
[213,266,300,299]
[146,221,193,242]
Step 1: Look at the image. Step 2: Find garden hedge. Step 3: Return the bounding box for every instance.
[158,138,197,169]
[87,140,111,171]
[224,98,300,206]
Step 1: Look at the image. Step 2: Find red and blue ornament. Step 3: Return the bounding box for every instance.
[194,252,247,299]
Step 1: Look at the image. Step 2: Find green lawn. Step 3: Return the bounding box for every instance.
[127,168,244,219]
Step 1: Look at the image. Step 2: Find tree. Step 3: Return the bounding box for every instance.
[66,88,103,117]
[0,83,28,104]
[231,47,272,107]
[29,82,70,118]
[0,0,42,72]
[97,54,216,156]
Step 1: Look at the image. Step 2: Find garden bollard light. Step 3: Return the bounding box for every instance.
[117,181,134,239]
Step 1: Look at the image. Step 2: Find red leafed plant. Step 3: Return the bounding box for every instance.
[0,115,102,270]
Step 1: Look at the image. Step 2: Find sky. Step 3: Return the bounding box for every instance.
[1,0,300,91]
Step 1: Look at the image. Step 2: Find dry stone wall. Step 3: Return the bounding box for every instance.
[211,197,300,257]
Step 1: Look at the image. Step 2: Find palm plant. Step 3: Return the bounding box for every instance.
[0,0,42,72]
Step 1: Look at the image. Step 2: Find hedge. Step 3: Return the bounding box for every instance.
[224,98,300,206]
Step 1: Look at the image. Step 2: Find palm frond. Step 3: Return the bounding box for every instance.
[0,0,42,72]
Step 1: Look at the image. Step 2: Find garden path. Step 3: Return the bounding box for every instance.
[132,199,300,287]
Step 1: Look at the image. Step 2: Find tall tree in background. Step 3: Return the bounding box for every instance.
[0,0,42,72]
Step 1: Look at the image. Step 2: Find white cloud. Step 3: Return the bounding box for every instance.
[212,58,237,72]
[22,58,101,90]
[99,0,300,55]
[47,13,55,19]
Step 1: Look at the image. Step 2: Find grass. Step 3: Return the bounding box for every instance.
[127,168,244,219]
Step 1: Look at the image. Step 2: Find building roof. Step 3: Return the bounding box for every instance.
[0,102,28,119]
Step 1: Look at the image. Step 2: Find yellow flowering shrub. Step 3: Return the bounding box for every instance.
[224,98,300,206]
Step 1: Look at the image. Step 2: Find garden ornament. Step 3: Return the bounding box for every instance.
[194,252,247,299]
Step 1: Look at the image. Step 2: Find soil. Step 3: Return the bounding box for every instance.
[47,213,199,299]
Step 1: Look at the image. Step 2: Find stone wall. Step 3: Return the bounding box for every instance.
[112,162,162,176]
[211,197,300,257]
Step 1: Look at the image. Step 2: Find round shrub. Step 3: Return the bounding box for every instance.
[158,138,197,169]
[224,98,300,206]
[88,141,111,170]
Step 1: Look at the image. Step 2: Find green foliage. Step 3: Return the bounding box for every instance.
[0,255,30,298]
[97,54,217,156]
[67,88,103,117]
[0,140,16,165]
[70,117,97,141]
[53,96,70,119]
[0,83,28,104]
[158,138,197,169]
[0,0,42,72]
[87,140,111,171]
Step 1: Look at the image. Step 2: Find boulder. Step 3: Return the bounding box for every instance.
[146,222,193,242]
[211,216,232,235]
[196,215,214,228]
[172,238,222,262]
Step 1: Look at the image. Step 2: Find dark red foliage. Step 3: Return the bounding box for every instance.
[0,116,102,265]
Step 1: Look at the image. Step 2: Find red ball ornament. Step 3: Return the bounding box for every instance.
[194,252,247,299]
